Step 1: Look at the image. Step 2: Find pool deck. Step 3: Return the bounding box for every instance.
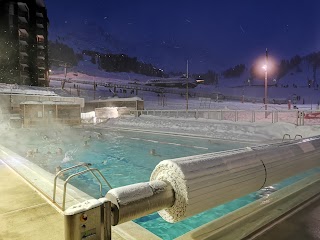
[251,196,320,240]
[1,160,320,240]
[0,161,127,240]
[0,160,65,240]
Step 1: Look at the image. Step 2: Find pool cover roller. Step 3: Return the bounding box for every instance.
[106,137,320,224]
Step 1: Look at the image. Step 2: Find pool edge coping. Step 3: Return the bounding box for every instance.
[176,173,320,240]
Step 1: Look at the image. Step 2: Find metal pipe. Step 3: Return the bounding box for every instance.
[106,180,174,225]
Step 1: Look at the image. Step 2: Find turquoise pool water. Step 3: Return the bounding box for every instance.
[3,128,320,239]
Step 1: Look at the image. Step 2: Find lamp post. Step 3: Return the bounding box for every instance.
[186,60,189,111]
[263,48,268,118]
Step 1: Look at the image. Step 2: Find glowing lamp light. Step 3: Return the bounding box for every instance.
[262,65,267,71]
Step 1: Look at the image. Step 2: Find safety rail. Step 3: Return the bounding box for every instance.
[129,109,320,126]
[282,134,291,142]
[53,163,112,210]
[282,134,303,142]
[62,168,111,210]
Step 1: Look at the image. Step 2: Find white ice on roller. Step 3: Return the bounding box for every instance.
[150,138,320,223]
[107,181,167,206]
[150,148,266,223]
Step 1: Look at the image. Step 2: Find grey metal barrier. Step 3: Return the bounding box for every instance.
[129,109,320,125]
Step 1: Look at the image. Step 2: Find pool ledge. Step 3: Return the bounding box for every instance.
[177,173,320,240]
[0,144,161,240]
[0,144,92,211]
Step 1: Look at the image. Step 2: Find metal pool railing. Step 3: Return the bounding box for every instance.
[53,163,112,210]
[129,109,320,126]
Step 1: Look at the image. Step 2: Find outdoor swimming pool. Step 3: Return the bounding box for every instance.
[2,127,320,239]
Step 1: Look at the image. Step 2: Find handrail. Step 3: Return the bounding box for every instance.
[53,163,112,206]
[282,134,291,142]
[62,168,111,210]
[53,163,94,203]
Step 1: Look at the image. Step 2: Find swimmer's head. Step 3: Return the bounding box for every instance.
[150,149,156,155]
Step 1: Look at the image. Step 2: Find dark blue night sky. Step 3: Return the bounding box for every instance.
[45,0,320,72]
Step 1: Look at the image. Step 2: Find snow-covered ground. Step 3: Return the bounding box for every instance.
[1,62,320,143]
[102,115,320,143]
[44,68,320,142]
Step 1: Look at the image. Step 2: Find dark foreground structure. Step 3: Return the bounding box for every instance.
[0,0,49,86]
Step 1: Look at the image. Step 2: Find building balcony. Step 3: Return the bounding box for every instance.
[18,16,28,24]
[36,12,44,18]
[37,45,45,50]
[36,35,45,44]
[20,63,29,69]
[38,78,46,82]
[36,23,44,29]
[17,2,29,12]
[18,29,29,39]
[37,56,45,60]
[19,40,28,46]
[19,52,28,57]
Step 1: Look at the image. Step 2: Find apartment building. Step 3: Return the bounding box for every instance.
[0,0,49,86]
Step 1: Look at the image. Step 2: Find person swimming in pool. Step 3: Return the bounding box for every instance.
[55,166,64,177]
[150,149,161,157]
[56,147,63,155]
[97,132,103,139]
[83,140,89,147]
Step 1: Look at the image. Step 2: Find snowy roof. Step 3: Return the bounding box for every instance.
[0,88,56,96]
[20,101,80,106]
[87,97,143,103]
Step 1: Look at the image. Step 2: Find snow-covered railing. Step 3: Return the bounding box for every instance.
[129,109,320,126]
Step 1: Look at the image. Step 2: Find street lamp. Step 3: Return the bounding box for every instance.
[186,60,189,111]
[262,48,268,118]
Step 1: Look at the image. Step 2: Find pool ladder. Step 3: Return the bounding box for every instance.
[53,163,112,210]
[282,134,303,142]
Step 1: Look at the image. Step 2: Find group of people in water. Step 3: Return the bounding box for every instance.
[24,129,162,179]
[26,147,64,158]
[26,131,105,159]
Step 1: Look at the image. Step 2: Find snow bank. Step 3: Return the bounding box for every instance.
[103,116,320,142]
